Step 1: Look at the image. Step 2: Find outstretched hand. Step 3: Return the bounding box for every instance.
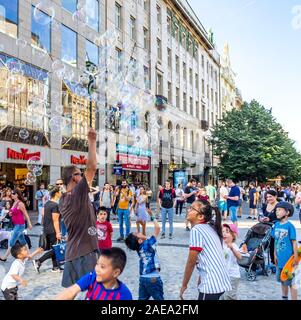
[87,128,97,142]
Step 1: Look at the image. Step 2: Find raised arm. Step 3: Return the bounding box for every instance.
[84,128,97,186]
[55,284,81,300]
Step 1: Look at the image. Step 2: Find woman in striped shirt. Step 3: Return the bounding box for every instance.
[180,200,232,300]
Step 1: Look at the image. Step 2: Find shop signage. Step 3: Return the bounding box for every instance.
[117,154,150,172]
[71,155,87,165]
[173,170,188,188]
[113,164,123,176]
[116,144,152,157]
[7,148,41,161]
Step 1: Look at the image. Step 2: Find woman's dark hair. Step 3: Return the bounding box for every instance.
[62,165,78,186]
[266,190,277,198]
[49,186,61,199]
[125,233,140,251]
[3,188,12,198]
[12,189,25,203]
[195,200,223,242]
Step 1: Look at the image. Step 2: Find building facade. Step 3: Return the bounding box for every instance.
[0,0,222,207]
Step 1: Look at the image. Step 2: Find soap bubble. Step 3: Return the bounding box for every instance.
[27,156,43,172]
[16,38,27,48]
[33,167,43,177]
[6,58,23,73]
[49,116,69,132]
[27,172,36,183]
[6,74,26,95]
[88,227,97,236]
[33,1,55,25]
[19,129,29,140]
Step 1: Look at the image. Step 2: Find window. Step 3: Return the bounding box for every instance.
[207,61,209,74]
[176,125,180,145]
[115,2,122,29]
[86,0,99,31]
[195,74,199,90]
[144,66,150,90]
[183,92,187,112]
[130,16,136,40]
[207,84,209,98]
[144,112,150,132]
[196,101,199,119]
[143,27,149,50]
[190,131,194,151]
[183,62,186,80]
[167,48,172,68]
[189,68,192,85]
[201,55,204,68]
[190,97,193,116]
[62,0,77,13]
[61,25,77,66]
[86,40,98,71]
[176,87,180,108]
[168,82,172,103]
[144,0,149,12]
[31,5,51,52]
[130,58,137,83]
[174,25,179,42]
[116,48,123,73]
[215,91,218,105]
[167,15,171,34]
[202,104,206,120]
[0,0,18,37]
[183,128,187,148]
[202,79,204,95]
[157,73,163,95]
[211,88,213,102]
[211,112,214,126]
[157,38,162,60]
[175,55,179,74]
[157,5,161,24]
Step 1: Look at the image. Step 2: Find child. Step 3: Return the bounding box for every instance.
[125,213,164,300]
[273,201,298,300]
[55,247,132,300]
[1,243,40,300]
[96,207,113,251]
[220,224,242,300]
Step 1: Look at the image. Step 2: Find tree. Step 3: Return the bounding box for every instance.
[212,100,301,183]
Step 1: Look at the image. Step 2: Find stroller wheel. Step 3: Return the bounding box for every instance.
[247,270,256,281]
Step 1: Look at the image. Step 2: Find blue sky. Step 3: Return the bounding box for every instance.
[188,0,301,151]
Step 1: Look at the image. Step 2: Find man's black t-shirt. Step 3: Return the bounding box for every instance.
[43,200,60,235]
[184,186,197,204]
[159,189,175,209]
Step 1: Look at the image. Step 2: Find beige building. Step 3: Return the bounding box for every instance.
[0,0,222,203]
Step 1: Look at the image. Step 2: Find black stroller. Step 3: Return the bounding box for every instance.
[238,222,274,281]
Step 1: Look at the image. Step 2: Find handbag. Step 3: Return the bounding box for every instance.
[38,233,48,250]
[52,241,66,263]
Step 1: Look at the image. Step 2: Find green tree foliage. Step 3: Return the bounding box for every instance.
[212,100,301,183]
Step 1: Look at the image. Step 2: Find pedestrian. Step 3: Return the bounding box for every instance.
[99,183,114,222]
[180,200,231,300]
[0,190,33,262]
[260,190,279,264]
[114,180,133,242]
[59,128,99,288]
[205,181,217,206]
[237,185,245,218]
[156,185,163,218]
[159,180,176,239]
[0,188,13,210]
[1,243,41,300]
[145,186,153,212]
[184,179,198,231]
[55,248,132,300]
[272,201,298,300]
[35,183,48,226]
[125,213,164,300]
[247,182,259,220]
[175,183,185,216]
[225,179,241,226]
[197,187,209,202]
[32,186,63,273]
[135,186,148,236]
[218,181,229,221]
[55,178,67,237]
[220,224,242,300]
[295,190,301,227]
[96,207,113,251]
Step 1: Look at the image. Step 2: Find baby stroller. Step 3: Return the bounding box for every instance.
[238,222,273,281]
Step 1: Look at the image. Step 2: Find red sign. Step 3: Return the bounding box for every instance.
[117,154,150,172]
[71,155,87,165]
[7,148,41,160]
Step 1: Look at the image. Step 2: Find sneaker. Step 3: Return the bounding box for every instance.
[253,217,257,220]
[32,260,41,273]
[51,268,61,273]
[238,216,242,219]
[116,237,124,242]
[186,227,190,231]
[34,223,41,226]
[247,216,252,219]
[161,233,165,239]
[169,234,172,240]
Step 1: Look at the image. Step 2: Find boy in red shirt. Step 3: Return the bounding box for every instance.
[96,207,113,251]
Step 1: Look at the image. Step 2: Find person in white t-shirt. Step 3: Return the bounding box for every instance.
[1,243,40,300]
[220,223,242,300]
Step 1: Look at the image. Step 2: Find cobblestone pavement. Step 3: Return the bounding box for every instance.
[0,202,300,300]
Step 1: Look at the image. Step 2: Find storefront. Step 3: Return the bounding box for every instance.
[115,144,151,187]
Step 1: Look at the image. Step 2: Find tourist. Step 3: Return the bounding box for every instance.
[184,179,198,231]
[99,183,114,222]
[225,179,240,226]
[205,182,217,206]
[96,207,113,251]
[247,182,259,220]
[35,183,48,226]
[135,186,148,236]
[175,183,185,216]
[218,181,229,221]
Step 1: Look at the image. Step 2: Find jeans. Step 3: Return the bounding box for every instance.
[229,206,238,223]
[139,276,164,300]
[117,208,130,238]
[38,233,59,269]
[175,200,184,215]
[105,208,111,222]
[9,224,26,247]
[61,220,67,237]
[38,206,43,224]
[161,207,174,235]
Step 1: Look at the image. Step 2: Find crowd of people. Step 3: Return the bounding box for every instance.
[0,128,300,300]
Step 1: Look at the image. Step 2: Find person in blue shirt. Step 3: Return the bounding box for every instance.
[272,201,298,300]
[125,212,164,300]
[55,247,132,300]
[225,179,240,226]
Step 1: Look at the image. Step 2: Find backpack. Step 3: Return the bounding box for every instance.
[160,188,176,198]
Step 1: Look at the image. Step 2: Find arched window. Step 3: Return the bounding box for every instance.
[176,124,180,146]
[144,112,150,132]
[190,131,194,151]
[183,128,187,149]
